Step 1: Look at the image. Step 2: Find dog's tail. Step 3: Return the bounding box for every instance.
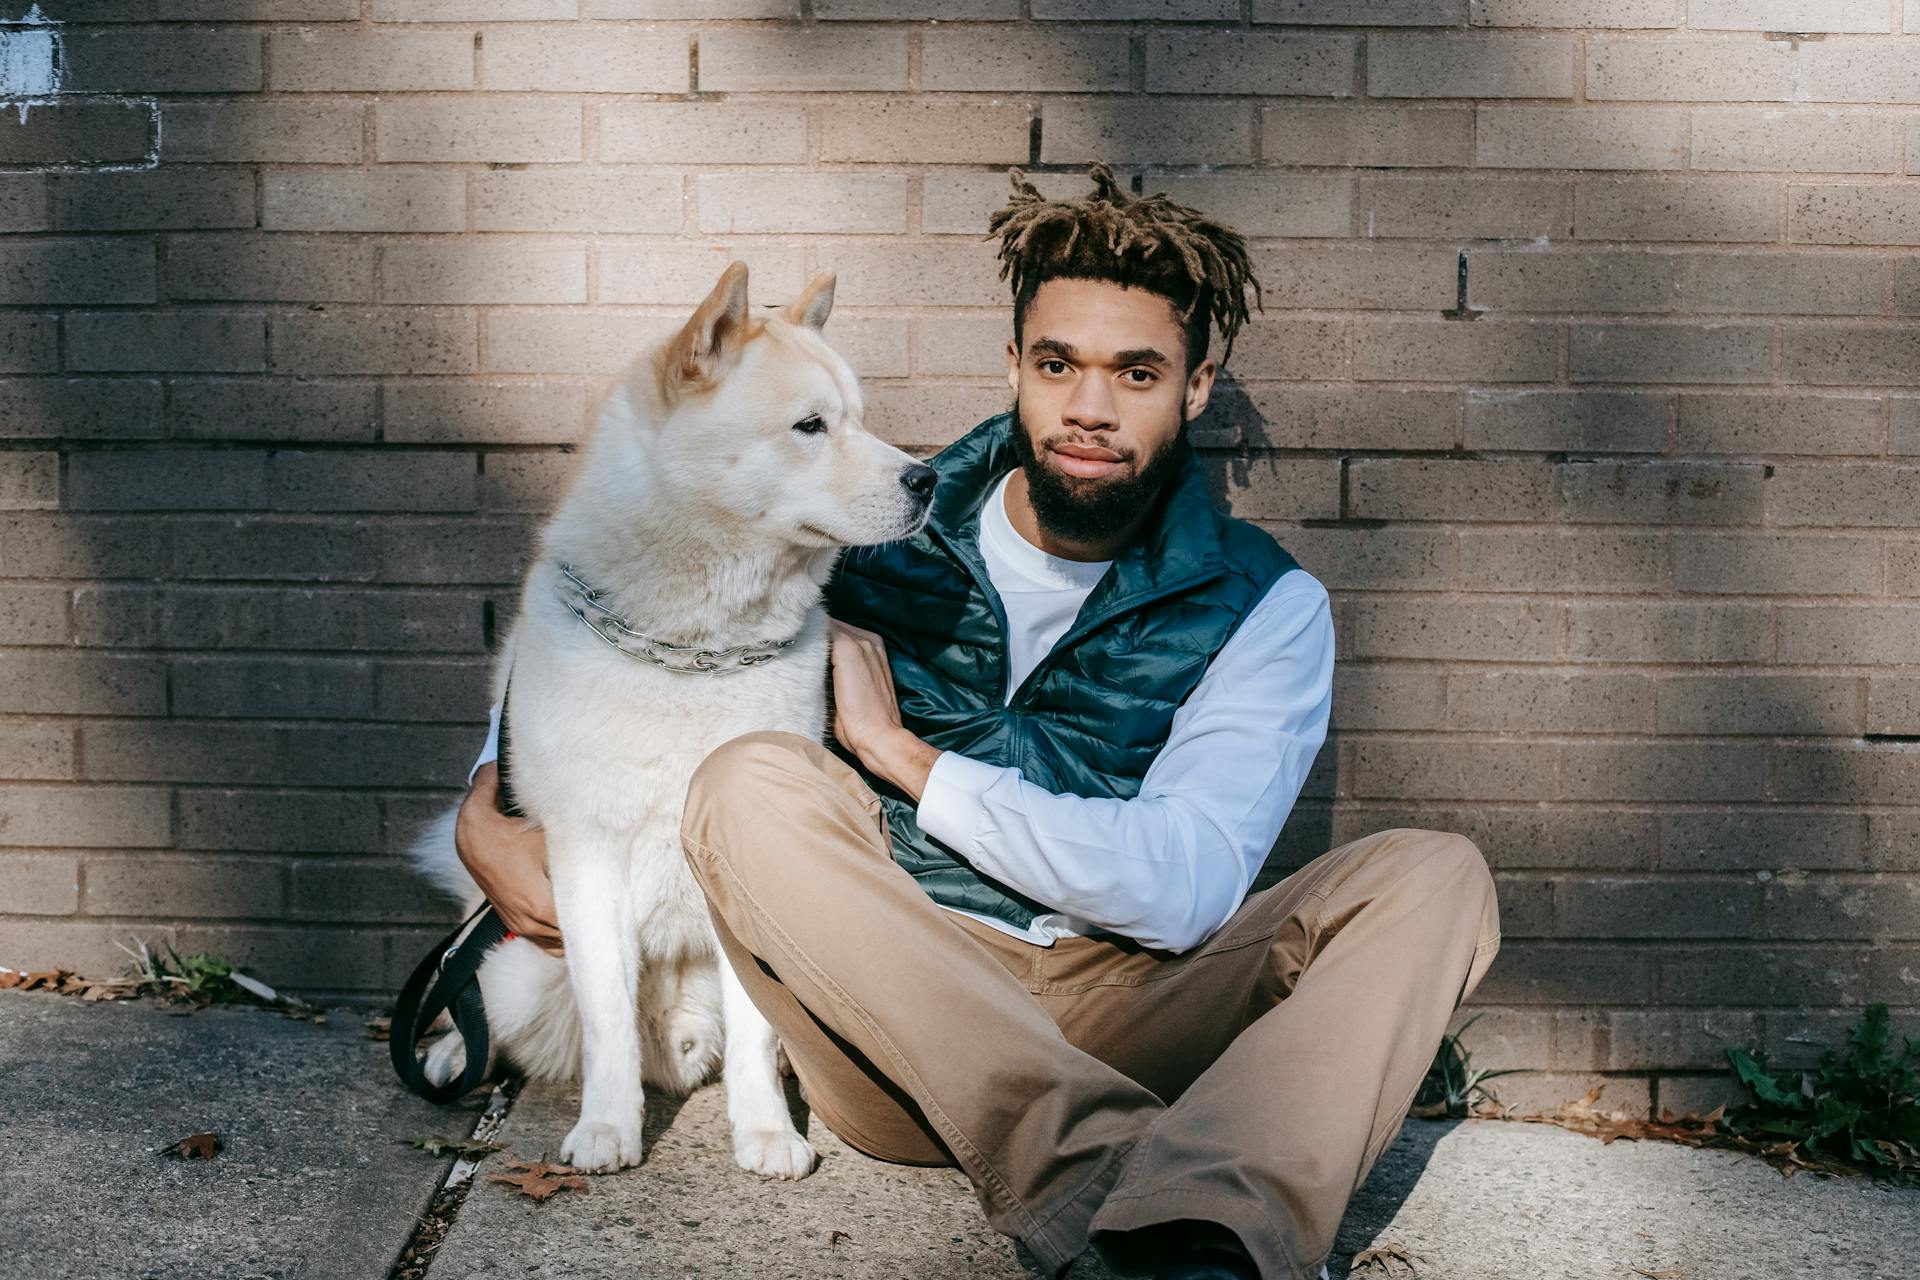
[405,805,486,912]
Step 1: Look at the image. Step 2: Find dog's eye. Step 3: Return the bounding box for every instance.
[792,415,827,436]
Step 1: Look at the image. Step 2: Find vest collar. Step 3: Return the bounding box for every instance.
[925,410,1230,609]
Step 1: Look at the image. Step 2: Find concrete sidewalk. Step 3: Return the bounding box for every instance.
[0,989,474,1280]
[4,989,1916,1280]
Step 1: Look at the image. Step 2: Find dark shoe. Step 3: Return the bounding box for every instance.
[1152,1245,1259,1280]
[1151,1245,1335,1279]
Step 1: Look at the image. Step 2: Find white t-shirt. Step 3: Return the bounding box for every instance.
[975,468,1114,699]
[471,466,1335,954]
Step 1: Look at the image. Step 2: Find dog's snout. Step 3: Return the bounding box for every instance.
[899,464,937,502]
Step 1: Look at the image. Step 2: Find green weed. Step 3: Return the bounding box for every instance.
[1722,1003,1920,1186]
[1412,1011,1526,1119]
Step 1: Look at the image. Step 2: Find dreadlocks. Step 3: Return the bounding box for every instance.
[985,162,1263,372]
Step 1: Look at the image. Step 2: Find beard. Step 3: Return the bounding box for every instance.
[1007,395,1191,548]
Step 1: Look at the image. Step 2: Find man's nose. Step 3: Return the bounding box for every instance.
[1062,373,1118,431]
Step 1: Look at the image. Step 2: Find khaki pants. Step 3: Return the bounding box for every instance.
[680,731,1502,1280]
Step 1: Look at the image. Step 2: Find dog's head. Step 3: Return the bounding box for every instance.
[628,260,935,551]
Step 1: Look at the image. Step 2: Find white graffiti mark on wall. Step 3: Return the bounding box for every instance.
[0,6,158,168]
[1,4,61,124]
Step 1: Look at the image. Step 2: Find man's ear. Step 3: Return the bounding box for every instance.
[781,271,835,331]
[1183,356,1217,422]
[1005,338,1020,393]
[664,260,752,393]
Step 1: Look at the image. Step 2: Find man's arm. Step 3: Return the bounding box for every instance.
[458,701,564,954]
[912,570,1334,954]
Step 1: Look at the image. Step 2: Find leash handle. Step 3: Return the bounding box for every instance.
[390,902,511,1103]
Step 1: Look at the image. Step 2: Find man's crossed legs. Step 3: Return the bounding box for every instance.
[679,731,1502,1280]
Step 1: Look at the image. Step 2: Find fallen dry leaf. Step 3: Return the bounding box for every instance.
[1353,1241,1419,1275]
[364,1016,391,1042]
[1469,1085,1872,1185]
[400,1133,504,1159]
[57,971,139,1002]
[829,1230,853,1251]
[489,1159,588,1202]
[161,1131,222,1160]
[1630,1268,1683,1279]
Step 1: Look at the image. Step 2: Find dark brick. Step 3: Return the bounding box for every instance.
[0,100,153,165]
[175,788,381,853]
[171,656,375,719]
[0,378,163,439]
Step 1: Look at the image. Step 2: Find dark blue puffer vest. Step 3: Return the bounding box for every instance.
[823,410,1299,930]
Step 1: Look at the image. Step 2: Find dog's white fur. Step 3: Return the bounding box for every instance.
[407,261,932,1178]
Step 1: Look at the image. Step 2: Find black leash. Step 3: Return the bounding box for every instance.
[390,686,525,1103]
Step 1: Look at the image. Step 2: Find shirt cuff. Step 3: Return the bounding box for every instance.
[913,750,1009,858]
[467,701,503,787]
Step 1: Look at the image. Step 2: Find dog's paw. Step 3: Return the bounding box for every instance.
[423,1032,466,1088]
[561,1118,644,1173]
[733,1128,817,1180]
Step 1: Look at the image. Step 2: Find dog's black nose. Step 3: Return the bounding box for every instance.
[900,464,937,501]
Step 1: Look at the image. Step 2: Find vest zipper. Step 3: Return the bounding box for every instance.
[923,522,1018,705]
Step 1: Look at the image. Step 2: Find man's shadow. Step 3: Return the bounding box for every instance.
[1328,1116,1462,1277]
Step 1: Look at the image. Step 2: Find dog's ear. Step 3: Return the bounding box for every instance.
[665,260,752,392]
[780,271,835,332]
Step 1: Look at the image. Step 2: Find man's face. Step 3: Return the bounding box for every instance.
[1004,277,1216,545]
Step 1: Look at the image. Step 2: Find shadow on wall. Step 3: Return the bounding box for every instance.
[1,7,1914,1085]
[1124,24,1920,1095]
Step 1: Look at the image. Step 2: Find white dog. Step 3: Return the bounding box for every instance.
[407,260,935,1178]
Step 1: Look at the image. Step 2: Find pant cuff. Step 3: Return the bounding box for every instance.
[1014,1134,1142,1278]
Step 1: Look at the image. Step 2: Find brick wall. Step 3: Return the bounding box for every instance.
[3,0,1918,1116]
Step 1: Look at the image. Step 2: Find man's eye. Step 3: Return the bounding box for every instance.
[1039,359,1068,374]
[1123,369,1155,384]
[792,415,827,435]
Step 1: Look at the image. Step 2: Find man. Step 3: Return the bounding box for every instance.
[458,164,1501,1280]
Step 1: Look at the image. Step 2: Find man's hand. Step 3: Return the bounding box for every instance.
[829,619,943,802]
[455,763,565,956]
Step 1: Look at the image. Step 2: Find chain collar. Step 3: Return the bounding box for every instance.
[554,562,797,675]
